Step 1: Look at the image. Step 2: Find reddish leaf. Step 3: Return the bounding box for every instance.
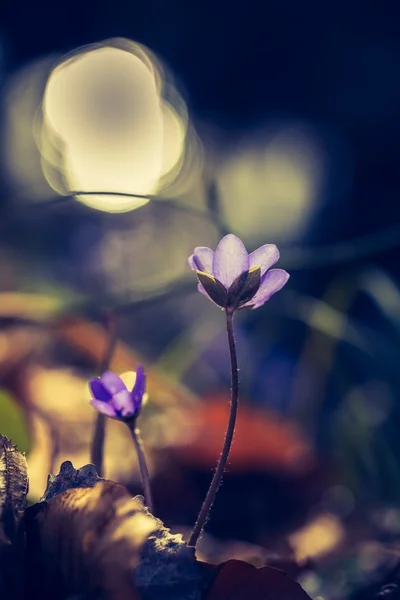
[204,559,312,600]
[170,397,314,474]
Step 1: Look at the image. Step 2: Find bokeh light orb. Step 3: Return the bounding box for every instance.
[40,39,190,212]
[217,122,326,244]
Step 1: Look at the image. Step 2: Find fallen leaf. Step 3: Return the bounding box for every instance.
[25,480,158,599]
[25,466,209,600]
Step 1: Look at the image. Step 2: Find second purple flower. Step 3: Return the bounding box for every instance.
[89,366,146,421]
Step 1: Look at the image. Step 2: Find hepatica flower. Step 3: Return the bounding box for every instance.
[89,366,146,421]
[188,234,289,311]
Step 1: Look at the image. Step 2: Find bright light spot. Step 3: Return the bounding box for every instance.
[42,45,162,211]
[119,371,137,390]
[2,39,202,208]
[217,123,325,243]
[40,40,190,212]
[290,514,344,561]
[120,370,149,406]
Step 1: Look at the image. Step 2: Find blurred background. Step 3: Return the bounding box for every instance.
[1,1,400,598]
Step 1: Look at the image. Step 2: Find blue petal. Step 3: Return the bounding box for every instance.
[212,234,249,288]
[244,269,289,309]
[249,244,279,275]
[89,378,112,401]
[188,247,214,274]
[112,390,135,417]
[100,371,127,395]
[90,399,117,418]
[131,364,146,412]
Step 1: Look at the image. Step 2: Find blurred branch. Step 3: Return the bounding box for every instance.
[3,190,400,271]
[205,180,230,237]
[283,222,400,269]
[0,190,209,233]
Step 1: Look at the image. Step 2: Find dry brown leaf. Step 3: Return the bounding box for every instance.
[25,481,158,599]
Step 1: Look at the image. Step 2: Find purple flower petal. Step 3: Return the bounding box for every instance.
[188,247,214,274]
[112,389,135,417]
[100,371,127,395]
[188,255,197,270]
[90,399,117,418]
[249,244,279,275]
[246,269,289,308]
[212,234,249,288]
[131,365,146,412]
[89,378,112,401]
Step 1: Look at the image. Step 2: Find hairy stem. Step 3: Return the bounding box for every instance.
[128,423,154,513]
[188,309,238,547]
[90,312,118,476]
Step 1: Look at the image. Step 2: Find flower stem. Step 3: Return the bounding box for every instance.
[188,309,238,547]
[90,312,118,476]
[128,423,154,513]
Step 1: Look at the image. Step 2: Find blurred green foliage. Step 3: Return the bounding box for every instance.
[0,390,30,453]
